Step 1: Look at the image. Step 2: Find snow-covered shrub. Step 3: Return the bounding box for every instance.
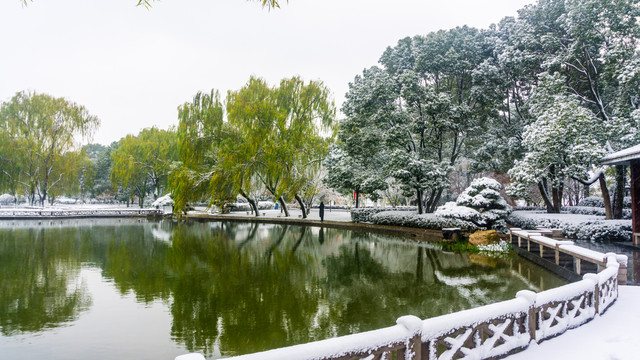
[577,197,605,208]
[513,205,545,211]
[370,211,478,231]
[507,211,631,242]
[152,194,174,208]
[563,221,632,242]
[506,212,542,230]
[564,206,631,219]
[478,240,511,253]
[228,202,252,212]
[351,207,417,223]
[435,177,511,231]
[54,196,77,205]
[258,201,275,210]
[0,194,15,205]
[577,196,631,208]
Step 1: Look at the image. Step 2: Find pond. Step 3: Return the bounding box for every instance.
[0,219,567,359]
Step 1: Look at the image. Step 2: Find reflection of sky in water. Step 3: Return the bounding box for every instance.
[0,219,567,359]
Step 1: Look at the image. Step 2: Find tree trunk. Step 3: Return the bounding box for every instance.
[551,186,562,213]
[416,189,423,214]
[355,188,360,208]
[599,173,613,220]
[428,189,443,213]
[294,194,307,219]
[240,190,259,217]
[139,195,145,208]
[40,185,47,207]
[278,196,290,217]
[614,165,626,219]
[291,227,307,254]
[538,181,556,213]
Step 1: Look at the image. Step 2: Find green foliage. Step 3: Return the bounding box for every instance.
[333,27,493,213]
[507,74,608,211]
[111,127,178,207]
[82,142,115,199]
[171,76,335,216]
[0,91,99,205]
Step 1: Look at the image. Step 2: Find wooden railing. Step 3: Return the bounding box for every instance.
[178,241,625,360]
[0,208,163,219]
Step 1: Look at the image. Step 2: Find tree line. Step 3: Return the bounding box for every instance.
[0,91,178,207]
[327,0,640,217]
[3,0,640,216]
[170,76,335,218]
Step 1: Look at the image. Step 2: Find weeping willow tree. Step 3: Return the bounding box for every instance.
[170,91,226,214]
[0,91,99,206]
[275,77,335,217]
[170,76,335,217]
[110,127,178,208]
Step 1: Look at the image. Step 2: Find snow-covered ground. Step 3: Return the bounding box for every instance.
[0,203,147,211]
[509,285,640,360]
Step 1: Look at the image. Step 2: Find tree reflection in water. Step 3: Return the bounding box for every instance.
[0,220,567,358]
[0,228,90,336]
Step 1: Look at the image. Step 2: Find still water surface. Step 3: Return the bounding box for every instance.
[0,219,566,359]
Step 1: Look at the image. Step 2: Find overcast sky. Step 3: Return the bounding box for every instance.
[0,0,535,145]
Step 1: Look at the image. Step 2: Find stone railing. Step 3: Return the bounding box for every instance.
[0,208,163,219]
[510,228,628,284]
[178,251,624,360]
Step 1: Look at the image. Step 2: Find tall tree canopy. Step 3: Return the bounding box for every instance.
[503,0,640,213]
[0,91,99,205]
[331,26,492,213]
[171,76,335,217]
[111,127,178,208]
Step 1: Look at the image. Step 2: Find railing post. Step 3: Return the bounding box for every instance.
[396,315,422,360]
[516,290,537,343]
[584,274,601,315]
[409,334,421,360]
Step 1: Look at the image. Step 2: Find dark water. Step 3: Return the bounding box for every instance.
[573,239,639,285]
[0,219,566,359]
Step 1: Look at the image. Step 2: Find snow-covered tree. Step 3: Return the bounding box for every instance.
[507,74,607,213]
[511,0,640,217]
[331,27,493,213]
[435,177,511,231]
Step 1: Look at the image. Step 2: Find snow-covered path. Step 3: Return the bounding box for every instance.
[509,286,640,360]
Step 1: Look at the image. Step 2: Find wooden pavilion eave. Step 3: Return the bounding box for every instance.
[601,144,640,245]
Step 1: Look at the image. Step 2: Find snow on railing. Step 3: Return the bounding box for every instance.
[510,228,628,285]
[178,248,623,360]
[0,208,163,218]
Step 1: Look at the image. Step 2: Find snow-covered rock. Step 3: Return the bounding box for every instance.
[0,194,15,205]
[54,196,77,205]
[152,194,174,208]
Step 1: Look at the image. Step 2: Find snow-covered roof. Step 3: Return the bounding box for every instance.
[600,144,640,165]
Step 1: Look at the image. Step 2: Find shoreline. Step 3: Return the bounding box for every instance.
[186,212,447,242]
